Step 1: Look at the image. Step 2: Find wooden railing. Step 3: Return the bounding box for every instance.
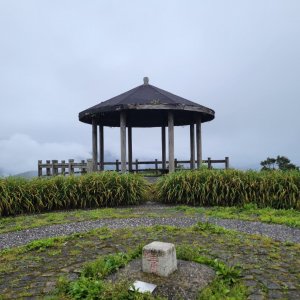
[38,159,87,177]
[38,157,229,177]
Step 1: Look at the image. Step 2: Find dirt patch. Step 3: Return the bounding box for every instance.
[107,258,215,300]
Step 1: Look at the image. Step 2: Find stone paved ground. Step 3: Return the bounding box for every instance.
[0,204,299,299]
[1,203,299,249]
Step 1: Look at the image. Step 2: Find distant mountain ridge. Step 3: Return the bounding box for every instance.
[12,170,38,178]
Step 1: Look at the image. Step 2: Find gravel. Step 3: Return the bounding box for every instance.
[1,206,299,249]
[0,217,198,249]
[202,216,300,244]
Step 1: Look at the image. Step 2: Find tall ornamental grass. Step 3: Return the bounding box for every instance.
[157,170,300,210]
[0,172,148,216]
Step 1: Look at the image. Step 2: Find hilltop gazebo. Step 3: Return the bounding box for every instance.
[79,77,215,173]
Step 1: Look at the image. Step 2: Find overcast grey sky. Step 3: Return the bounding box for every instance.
[0,0,299,175]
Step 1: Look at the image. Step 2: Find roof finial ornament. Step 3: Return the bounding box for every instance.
[143,77,149,85]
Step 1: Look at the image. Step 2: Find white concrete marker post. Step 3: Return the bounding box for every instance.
[142,241,177,277]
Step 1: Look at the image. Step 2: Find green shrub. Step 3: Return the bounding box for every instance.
[157,170,300,209]
[0,172,148,216]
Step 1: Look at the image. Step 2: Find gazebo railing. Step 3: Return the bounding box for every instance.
[38,157,229,177]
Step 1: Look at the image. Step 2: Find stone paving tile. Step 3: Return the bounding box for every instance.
[0,203,299,299]
[0,226,299,299]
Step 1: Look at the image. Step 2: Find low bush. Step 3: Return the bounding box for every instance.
[0,172,148,216]
[156,170,300,209]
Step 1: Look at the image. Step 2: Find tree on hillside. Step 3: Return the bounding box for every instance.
[260,157,276,170]
[260,156,299,171]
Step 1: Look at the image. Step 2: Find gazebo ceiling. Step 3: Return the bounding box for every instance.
[79,78,215,127]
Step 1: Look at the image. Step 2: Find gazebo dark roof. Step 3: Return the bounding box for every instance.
[79,78,215,127]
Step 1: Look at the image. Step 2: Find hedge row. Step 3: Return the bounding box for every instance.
[156,170,300,210]
[1,170,299,217]
[0,172,148,216]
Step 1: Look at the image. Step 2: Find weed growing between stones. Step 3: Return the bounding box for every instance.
[193,221,232,234]
[51,243,246,300]
[176,244,246,299]
[1,225,299,299]
[53,246,166,300]
[24,238,57,252]
[199,279,247,300]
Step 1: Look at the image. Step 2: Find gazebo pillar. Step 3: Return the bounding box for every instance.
[99,125,104,171]
[92,117,98,171]
[120,111,127,173]
[190,124,195,169]
[161,126,166,170]
[128,126,132,172]
[168,112,175,173]
[196,117,202,168]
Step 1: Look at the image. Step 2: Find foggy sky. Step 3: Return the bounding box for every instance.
[0,0,300,175]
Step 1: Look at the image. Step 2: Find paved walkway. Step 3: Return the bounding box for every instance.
[0,204,299,299]
[1,205,299,249]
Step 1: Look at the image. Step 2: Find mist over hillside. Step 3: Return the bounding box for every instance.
[13,170,38,178]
